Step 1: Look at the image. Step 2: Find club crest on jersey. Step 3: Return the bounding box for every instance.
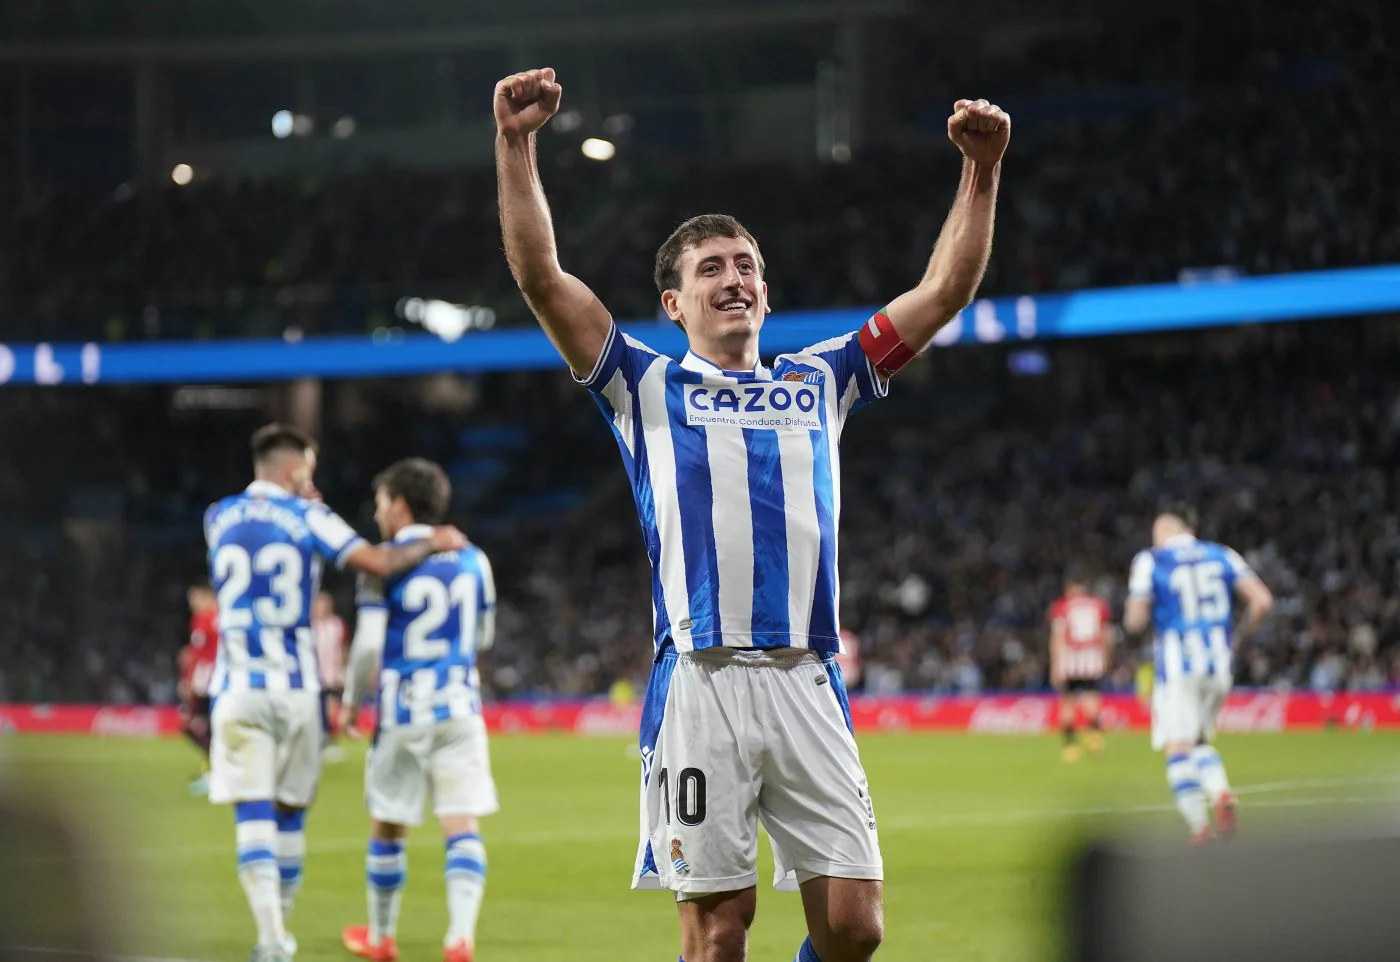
[670,838,691,876]
[685,382,822,430]
[781,370,824,384]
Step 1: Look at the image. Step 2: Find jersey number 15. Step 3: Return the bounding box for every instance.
[1168,560,1229,624]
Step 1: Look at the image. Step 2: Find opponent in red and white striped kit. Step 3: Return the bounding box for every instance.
[1048,573,1112,762]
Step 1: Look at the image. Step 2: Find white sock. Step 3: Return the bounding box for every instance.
[444,832,487,947]
[235,803,286,948]
[1166,753,1210,834]
[1191,744,1232,803]
[277,825,306,921]
[366,838,406,944]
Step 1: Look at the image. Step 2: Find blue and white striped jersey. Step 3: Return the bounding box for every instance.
[356,524,496,729]
[1129,534,1255,681]
[205,481,366,695]
[577,322,887,653]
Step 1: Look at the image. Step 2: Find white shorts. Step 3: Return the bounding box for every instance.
[366,717,500,826]
[209,689,323,807]
[632,647,883,898]
[1152,673,1232,750]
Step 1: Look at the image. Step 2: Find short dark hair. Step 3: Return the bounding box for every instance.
[653,213,765,296]
[1158,501,1199,532]
[250,423,316,466]
[1063,563,1092,588]
[373,457,451,525]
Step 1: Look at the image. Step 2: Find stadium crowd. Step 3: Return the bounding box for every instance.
[1,0,1398,704]
[3,318,1400,705]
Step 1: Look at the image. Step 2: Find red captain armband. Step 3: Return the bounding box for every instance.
[857,310,916,379]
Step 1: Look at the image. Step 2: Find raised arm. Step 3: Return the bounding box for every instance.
[494,68,613,375]
[882,99,1011,354]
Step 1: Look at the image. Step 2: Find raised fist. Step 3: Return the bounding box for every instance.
[947,99,1011,166]
[494,68,563,139]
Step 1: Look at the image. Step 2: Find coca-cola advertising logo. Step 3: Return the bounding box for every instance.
[968,698,1052,734]
[1216,694,1287,733]
[91,707,163,738]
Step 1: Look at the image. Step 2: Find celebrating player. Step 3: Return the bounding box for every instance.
[205,425,467,962]
[1048,571,1111,763]
[1123,504,1273,846]
[179,581,219,795]
[496,67,1008,962]
[314,591,350,763]
[339,458,498,962]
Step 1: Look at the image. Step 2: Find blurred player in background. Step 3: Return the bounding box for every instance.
[1048,570,1111,763]
[339,458,498,962]
[206,424,467,962]
[180,581,219,795]
[1124,503,1273,846]
[314,591,349,763]
[497,66,1008,962]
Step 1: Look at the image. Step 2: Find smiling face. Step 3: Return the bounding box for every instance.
[661,235,769,347]
[654,214,771,366]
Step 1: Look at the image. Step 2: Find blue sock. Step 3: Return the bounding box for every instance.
[276,808,306,919]
[796,935,823,962]
[1167,752,1209,834]
[366,837,407,943]
[233,800,283,947]
[444,831,488,945]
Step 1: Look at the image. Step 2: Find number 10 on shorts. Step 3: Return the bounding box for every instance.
[658,767,707,826]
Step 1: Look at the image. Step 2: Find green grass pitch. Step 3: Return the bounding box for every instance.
[6,731,1400,962]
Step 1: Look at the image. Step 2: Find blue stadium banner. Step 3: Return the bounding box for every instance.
[2,265,1397,386]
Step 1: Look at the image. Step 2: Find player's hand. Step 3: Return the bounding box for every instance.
[947,99,1010,166]
[430,525,469,551]
[494,68,563,140]
[338,705,362,739]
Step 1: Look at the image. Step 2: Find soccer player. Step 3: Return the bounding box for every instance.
[314,591,349,763]
[180,581,220,795]
[1123,504,1273,846]
[206,424,467,962]
[338,458,498,962]
[495,67,1009,962]
[1048,571,1112,763]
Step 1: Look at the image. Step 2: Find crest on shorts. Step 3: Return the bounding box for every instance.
[670,838,691,877]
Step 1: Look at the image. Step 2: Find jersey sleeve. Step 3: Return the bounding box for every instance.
[1128,550,1156,599]
[1223,546,1254,582]
[355,570,389,612]
[1048,598,1066,627]
[475,550,497,613]
[800,326,890,421]
[474,549,497,652]
[304,503,367,568]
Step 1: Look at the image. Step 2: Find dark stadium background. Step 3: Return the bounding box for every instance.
[3,3,1400,962]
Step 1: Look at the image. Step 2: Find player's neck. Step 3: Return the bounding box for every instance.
[689,337,760,373]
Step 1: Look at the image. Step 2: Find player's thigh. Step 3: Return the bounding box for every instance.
[1199,676,1232,740]
[1152,681,1200,752]
[800,875,885,958]
[365,725,433,827]
[429,718,500,819]
[640,653,761,896]
[272,691,324,808]
[758,656,882,886]
[209,691,277,803]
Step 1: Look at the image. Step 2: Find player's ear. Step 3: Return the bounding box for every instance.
[762,281,771,314]
[660,290,686,330]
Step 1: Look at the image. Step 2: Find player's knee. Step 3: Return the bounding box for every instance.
[828,913,884,961]
[817,896,884,962]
